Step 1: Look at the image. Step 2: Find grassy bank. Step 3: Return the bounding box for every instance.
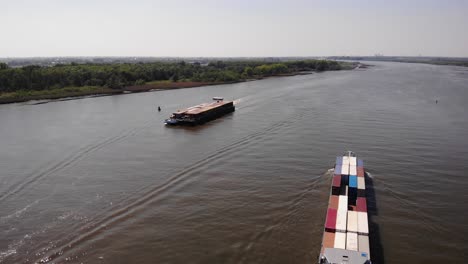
[0,82,229,104]
[0,86,118,104]
[0,60,359,104]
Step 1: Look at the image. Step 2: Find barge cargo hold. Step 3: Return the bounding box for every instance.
[164,97,235,126]
[319,151,371,264]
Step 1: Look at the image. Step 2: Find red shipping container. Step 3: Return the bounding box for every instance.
[332,175,341,187]
[357,197,367,212]
[321,231,336,253]
[357,167,365,177]
[325,208,337,231]
[329,195,339,210]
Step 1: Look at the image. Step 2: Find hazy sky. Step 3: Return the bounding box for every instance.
[1,0,467,57]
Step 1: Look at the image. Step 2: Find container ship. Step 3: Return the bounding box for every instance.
[319,151,371,264]
[164,97,235,126]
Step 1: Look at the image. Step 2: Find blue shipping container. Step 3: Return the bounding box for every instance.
[334,164,341,175]
[336,156,343,165]
[349,175,358,188]
[357,159,364,167]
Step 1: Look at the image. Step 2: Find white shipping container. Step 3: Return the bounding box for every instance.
[334,232,346,249]
[342,156,350,165]
[336,209,347,232]
[346,232,358,251]
[349,165,357,176]
[338,195,348,211]
[349,156,357,166]
[357,212,369,234]
[347,211,358,233]
[341,164,349,175]
[358,235,371,259]
[358,177,365,190]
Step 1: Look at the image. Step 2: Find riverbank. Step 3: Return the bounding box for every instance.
[0,72,318,105]
[0,61,359,105]
[0,81,243,104]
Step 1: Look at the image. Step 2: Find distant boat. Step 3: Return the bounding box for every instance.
[164,97,235,126]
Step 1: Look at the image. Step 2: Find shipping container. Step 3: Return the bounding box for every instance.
[340,174,349,193]
[325,208,337,231]
[349,165,357,176]
[332,175,341,188]
[346,232,358,251]
[338,195,348,211]
[332,187,340,196]
[347,211,358,233]
[321,231,336,253]
[357,177,365,190]
[340,174,349,186]
[358,235,371,258]
[334,164,342,175]
[340,185,348,196]
[356,197,367,212]
[329,195,339,210]
[357,159,364,167]
[342,156,350,165]
[349,156,357,166]
[358,189,366,197]
[333,175,341,195]
[341,164,349,175]
[357,212,369,235]
[336,156,343,165]
[349,175,357,188]
[357,167,365,177]
[334,232,346,249]
[336,209,347,232]
[348,187,357,206]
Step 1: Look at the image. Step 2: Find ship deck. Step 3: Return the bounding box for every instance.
[319,153,371,264]
[174,101,233,115]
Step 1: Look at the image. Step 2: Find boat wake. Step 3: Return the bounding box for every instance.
[0,122,152,205]
[4,104,316,263]
[28,113,304,263]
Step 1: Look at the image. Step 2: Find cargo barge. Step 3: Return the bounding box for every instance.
[164,97,235,126]
[319,151,371,264]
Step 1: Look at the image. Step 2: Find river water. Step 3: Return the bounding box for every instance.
[0,62,467,264]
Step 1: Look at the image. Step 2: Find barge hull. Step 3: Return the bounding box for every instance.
[319,152,371,264]
[165,100,235,126]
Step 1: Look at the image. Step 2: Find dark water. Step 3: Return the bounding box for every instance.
[1,62,467,264]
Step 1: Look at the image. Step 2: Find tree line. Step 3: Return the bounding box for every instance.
[0,60,342,93]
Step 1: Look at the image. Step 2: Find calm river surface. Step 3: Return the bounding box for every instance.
[1,62,467,264]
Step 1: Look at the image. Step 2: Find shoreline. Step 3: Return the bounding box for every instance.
[0,71,335,105]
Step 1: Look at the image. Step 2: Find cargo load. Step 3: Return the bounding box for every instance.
[165,97,235,126]
[319,151,371,264]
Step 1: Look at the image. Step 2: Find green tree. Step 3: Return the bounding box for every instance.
[0,62,8,70]
[171,72,179,82]
[243,66,253,77]
[316,60,328,71]
[134,79,146,85]
[106,75,123,89]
